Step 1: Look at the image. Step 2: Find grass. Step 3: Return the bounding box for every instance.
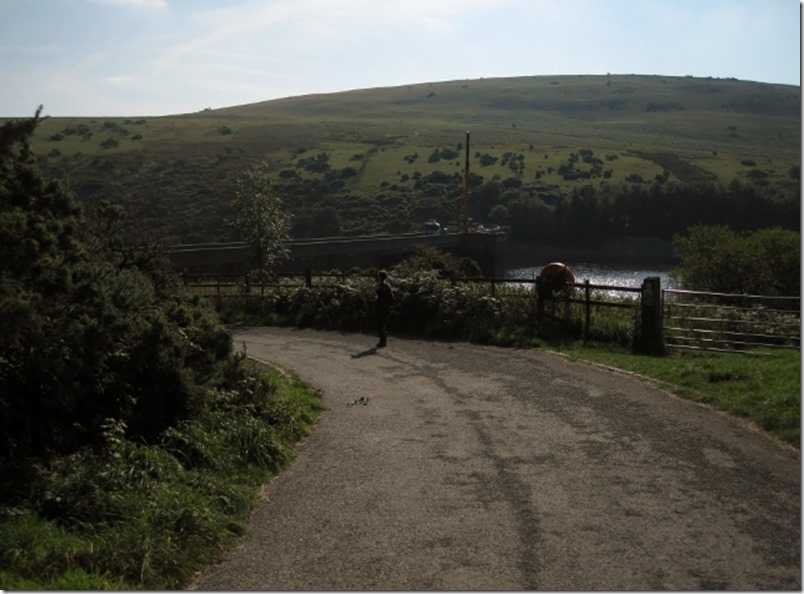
[555,344,801,448]
[0,359,322,590]
[30,76,799,180]
[20,74,800,244]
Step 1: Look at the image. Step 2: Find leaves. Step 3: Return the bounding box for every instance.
[0,114,234,489]
[672,225,800,295]
[229,164,291,280]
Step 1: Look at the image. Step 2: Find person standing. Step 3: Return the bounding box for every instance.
[375,270,394,348]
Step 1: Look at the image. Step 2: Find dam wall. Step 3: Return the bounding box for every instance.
[169,232,507,278]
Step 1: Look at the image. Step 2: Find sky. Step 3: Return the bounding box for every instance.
[0,0,800,117]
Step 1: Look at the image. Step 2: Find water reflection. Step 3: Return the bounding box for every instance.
[507,263,679,292]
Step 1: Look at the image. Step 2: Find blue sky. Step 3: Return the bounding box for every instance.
[0,0,800,117]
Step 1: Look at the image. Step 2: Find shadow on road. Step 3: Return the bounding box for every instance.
[351,347,378,359]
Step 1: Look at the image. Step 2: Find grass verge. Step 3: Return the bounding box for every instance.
[553,344,800,448]
[0,359,322,590]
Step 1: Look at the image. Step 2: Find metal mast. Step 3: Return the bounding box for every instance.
[460,130,470,231]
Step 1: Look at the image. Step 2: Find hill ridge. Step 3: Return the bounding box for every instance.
[27,74,800,243]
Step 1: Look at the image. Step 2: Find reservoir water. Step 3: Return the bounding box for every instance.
[507,262,680,291]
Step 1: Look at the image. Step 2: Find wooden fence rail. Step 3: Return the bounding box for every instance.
[184,272,649,346]
[183,272,800,353]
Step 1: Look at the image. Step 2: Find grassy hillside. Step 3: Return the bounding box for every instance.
[23,74,801,243]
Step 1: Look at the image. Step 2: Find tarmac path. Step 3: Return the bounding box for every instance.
[194,327,800,590]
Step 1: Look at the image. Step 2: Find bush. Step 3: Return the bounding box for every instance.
[1,353,321,589]
[0,113,236,495]
[0,112,326,589]
[393,245,480,279]
[672,225,800,296]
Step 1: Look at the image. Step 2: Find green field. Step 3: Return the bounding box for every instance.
[19,74,801,242]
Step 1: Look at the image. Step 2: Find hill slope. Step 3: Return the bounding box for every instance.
[25,74,801,243]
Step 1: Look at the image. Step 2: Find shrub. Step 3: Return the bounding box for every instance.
[393,245,480,279]
[1,350,321,589]
[0,113,233,497]
[672,225,800,296]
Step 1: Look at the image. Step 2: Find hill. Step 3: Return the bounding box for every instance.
[23,74,802,243]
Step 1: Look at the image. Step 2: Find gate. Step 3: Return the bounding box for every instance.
[662,288,800,353]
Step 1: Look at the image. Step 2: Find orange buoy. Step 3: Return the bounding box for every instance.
[538,262,575,295]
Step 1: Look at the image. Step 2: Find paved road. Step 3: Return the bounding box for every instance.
[194,327,800,590]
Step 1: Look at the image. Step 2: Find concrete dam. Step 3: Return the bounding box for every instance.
[169,232,508,278]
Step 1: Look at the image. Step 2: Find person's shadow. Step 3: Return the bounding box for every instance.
[351,347,378,359]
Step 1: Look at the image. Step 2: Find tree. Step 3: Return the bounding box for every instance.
[311,206,341,237]
[506,194,554,241]
[671,225,800,295]
[671,225,746,293]
[743,227,800,296]
[488,204,509,226]
[0,112,232,494]
[469,180,501,221]
[230,164,292,280]
[393,245,481,279]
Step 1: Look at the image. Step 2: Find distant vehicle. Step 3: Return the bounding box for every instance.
[422,220,446,235]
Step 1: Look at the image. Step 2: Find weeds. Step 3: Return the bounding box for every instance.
[0,355,322,590]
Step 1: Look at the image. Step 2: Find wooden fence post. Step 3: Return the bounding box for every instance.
[244,273,250,309]
[640,276,663,353]
[536,277,545,321]
[584,279,591,341]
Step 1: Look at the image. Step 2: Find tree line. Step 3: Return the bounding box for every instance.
[273,164,799,242]
[486,177,800,243]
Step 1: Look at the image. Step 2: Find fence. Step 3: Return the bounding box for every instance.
[184,272,800,353]
[184,271,649,346]
[455,276,646,345]
[663,288,800,353]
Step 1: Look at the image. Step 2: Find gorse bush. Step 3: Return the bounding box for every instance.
[0,112,322,589]
[0,111,236,490]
